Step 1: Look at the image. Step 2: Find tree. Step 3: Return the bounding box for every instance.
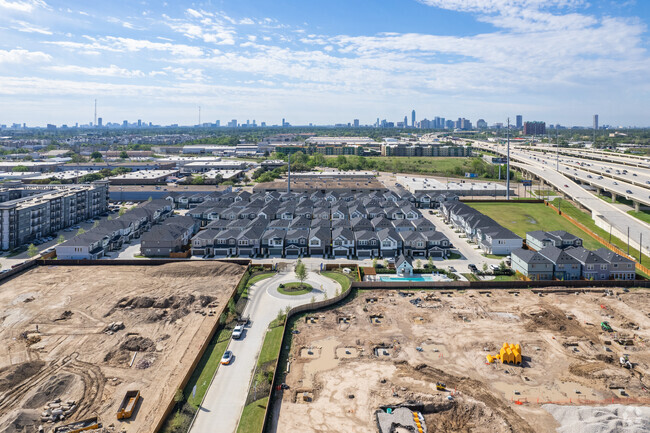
[482,262,488,272]
[372,257,378,268]
[383,259,389,268]
[93,220,99,228]
[57,234,65,244]
[148,196,153,202]
[12,165,30,172]
[191,175,205,185]
[107,215,112,220]
[27,243,39,258]
[80,173,103,183]
[119,150,129,159]
[174,388,184,413]
[310,296,316,304]
[227,298,236,315]
[90,151,102,160]
[118,207,126,216]
[416,259,422,269]
[295,259,307,288]
[428,256,434,269]
[77,228,86,235]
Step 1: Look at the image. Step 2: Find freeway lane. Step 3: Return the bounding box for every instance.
[472,140,650,254]
[189,271,340,433]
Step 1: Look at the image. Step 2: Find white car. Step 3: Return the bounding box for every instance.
[489,264,500,271]
[232,325,244,339]
[220,350,233,365]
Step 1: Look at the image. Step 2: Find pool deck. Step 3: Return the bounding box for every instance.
[365,273,453,282]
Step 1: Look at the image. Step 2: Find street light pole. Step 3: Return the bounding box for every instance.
[556,128,559,171]
[506,117,510,201]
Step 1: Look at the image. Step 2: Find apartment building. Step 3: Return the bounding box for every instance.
[0,181,109,250]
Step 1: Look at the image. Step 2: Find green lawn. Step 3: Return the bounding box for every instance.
[482,253,507,259]
[628,210,650,225]
[321,271,352,291]
[242,272,275,298]
[447,252,462,260]
[362,156,519,180]
[468,202,605,250]
[186,327,232,408]
[491,275,521,281]
[236,397,269,433]
[257,320,285,368]
[278,282,313,296]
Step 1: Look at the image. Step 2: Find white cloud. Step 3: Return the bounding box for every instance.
[163,66,205,82]
[11,19,52,34]
[0,49,51,64]
[0,0,48,13]
[164,10,237,45]
[47,64,146,78]
[46,36,204,57]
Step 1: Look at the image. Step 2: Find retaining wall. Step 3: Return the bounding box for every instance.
[352,279,650,290]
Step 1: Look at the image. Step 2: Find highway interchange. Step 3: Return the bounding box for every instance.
[472,140,650,255]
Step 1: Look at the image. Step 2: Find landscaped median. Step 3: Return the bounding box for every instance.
[277,282,313,296]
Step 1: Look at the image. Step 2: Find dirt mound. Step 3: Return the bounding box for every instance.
[23,373,75,409]
[1,410,41,433]
[121,336,155,352]
[0,361,45,393]
[402,363,535,433]
[424,398,511,433]
[522,304,589,337]
[147,261,244,279]
[113,294,210,322]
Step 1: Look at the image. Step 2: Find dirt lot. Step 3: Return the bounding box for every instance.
[0,262,245,433]
[274,288,650,432]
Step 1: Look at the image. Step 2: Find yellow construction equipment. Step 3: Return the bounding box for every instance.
[116,390,140,420]
[436,382,446,391]
[488,343,522,365]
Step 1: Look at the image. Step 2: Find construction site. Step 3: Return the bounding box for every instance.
[273,288,650,433]
[0,261,246,433]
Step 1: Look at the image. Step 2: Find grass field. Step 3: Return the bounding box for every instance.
[362,156,520,180]
[321,271,353,290]
[186,327,233,408]
[242,271,275,298]
[468,202,605,250]
[257,318,285,367]
[236,397,269,433]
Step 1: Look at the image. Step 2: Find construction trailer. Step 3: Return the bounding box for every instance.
[116,390,140,420]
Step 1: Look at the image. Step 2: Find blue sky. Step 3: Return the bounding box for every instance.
[0,0,649,127]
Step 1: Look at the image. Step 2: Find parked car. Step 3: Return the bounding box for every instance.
[220,350,233,365]
[626,190,632,194]
[448,266,456,273]
[468,264,478,273]
[489,264,499,271]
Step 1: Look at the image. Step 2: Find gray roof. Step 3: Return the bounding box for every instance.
[538,246,580,265]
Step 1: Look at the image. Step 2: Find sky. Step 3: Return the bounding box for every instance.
[0,0,649,127]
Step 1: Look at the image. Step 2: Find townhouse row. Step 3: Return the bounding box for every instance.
[189,190,455,259]
[512,230,635,281]
[56,199,176,259]
[440,201,522,255]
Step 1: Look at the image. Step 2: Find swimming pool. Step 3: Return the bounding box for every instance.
[379,275,437,282]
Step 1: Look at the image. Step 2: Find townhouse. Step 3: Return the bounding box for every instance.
[189,189,454,259]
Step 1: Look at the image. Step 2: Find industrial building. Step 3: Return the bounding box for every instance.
[398,176,511,197]
[108,170,179,185]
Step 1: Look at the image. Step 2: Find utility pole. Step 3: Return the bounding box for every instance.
[556,128,559,171]
[506,117,510,200]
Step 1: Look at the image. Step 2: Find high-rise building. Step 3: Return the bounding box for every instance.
[228,119,237,128]
[476,119,488,129]
[411,110,416,127]
[215,120,220,127]
[516,115,523,129]
[122,120,128,128]
[97,117,103,127]
[353,119,359,127]
[523,121,546,135]
[137,119,142,127]
[593,114,599,130]
[404,116,408,127]
[282,118,286,127]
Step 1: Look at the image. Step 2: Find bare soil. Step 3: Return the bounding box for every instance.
[0,262,245,433]
[273,288,650,433]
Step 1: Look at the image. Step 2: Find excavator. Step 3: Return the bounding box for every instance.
[601,321,613,332]
[436,382,446,391]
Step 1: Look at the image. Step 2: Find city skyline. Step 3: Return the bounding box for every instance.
[0,0,649,126]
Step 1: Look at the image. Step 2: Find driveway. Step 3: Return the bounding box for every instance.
[189,271,341,433]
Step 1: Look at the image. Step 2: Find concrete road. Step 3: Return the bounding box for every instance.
[189,271,340,433]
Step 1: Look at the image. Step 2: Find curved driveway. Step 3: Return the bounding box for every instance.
[189,271,340,433]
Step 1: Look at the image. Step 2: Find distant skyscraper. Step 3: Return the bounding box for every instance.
[282,118,286,127]
[353,119,359,127]
[523,121,546,135]
[122,120,128,128]
[593,114,599,130]
[411,110,416,127]
[215,120,220,127]
[404,116,408,127]
[516,115,523,129]
[97,117,102,127]
[137,119,142,127]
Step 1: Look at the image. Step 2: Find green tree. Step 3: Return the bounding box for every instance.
[416,259,422,269]
[118,207,126,216]
[57,234,65,244]
[191,175,205,185]
[427,256,434,269]
[174,388,184,413]
[27,243,39,258]
[227,298,236,315]
[295,259,307,288]
[80,173,103,183]
[93,220,99,228]
[90,151,102,160]
[12,165,30,172]
[482,262,488,272]
[77,228,86,235]
[372,257,378,268]
[119,150,129,159]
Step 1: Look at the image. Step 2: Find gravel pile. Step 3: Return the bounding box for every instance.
[543,404,650,433]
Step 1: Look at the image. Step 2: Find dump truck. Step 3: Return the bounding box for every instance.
[436,382,446,391]
[601,321,613,332]
[116,390,140,420]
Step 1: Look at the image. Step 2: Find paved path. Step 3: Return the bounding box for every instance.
[189,271,340,433]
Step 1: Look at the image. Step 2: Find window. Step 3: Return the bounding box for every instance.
[310,239,319,246]
[334,240,342,246]
[587,264,594,270]
[600,264,607,270]
[382,241,392,248]
[416,242,423,248]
